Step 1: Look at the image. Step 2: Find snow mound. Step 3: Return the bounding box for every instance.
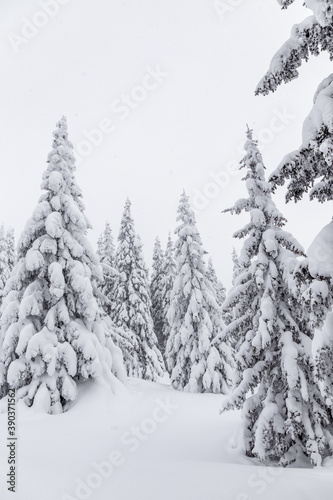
[308,221,333,278]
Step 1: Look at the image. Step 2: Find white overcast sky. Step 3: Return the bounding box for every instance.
[1,0,332,286]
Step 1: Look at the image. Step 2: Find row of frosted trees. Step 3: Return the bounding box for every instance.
[96,195,230,393]
[0,114,332,468]
[0,116,228,409]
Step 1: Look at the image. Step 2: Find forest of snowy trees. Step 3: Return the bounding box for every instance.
[1,0,333,473]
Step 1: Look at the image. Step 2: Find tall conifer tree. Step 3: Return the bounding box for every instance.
[165,192,229,393]
[113,199,165,380]
[0,117,125,413]
[160,234,176,354]
[218,129,332,465]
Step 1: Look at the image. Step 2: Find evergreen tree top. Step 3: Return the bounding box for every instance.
[162,234,176,281]
[224,130,304,264]
[166,233,173,251]
[46,116,75,173]
[224,129,286,226]
[152,236,162,257]
[175,192,203,249]
[207,257,218,279]
[151,237,164,276]
[42,116,88,221]
[97,221,115,266]
[231,247,239,265]
[118,198,135,243]
[104,221,114,243]
[206,257,226,306]
[176,191,198,228]
[18,118,95,260]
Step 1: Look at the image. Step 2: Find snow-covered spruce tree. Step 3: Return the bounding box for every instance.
[6,227,16,273]
[217,128,332,465]
[313,310,333,419]
[165,192,230,393]
[231,247,241,286]
[222,248,242,327]
[0,224,10,302]
[135,233,165,378]
[255,1,333,423]
[206,256,231,327]
[96,221,117,316]
[113,199,164,380]
[220,249,251,350]
[270,74,333,204]
[97,221,116,268]
[95,221,134,368]
[291,222,333,419]
[160,234,176,354]
[255,1,333,204]
[150,237,165,351]
[0,117,125,414]
[206,257,226,308]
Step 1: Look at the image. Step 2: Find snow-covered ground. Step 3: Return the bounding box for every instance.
[0,379,332,500]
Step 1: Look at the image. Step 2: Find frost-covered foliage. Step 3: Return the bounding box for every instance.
[160,234,176,354]
[222,248,242,327]
[277,0,296,7]
[256,2,333,204]
[150,237,165,351]
[97,221,116,268]
[255,2,333,405]
[219,129,332,466]
[257,3,333,421]
[112,199,165,381]
[165,192,230,394]
[294,222,333,417]
[314,311,333,415]
[256,1,333,96]
[206,257,229,327]
[206,258,226,308]
[0,224,10,300]
[0,117,125,413]
[96,221,117,316]
[231,247,241,286]
[297,222,333,328]
[96,221,132,366]
[6,227,16,273]
[270,75,333,203]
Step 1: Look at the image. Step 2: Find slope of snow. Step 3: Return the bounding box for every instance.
[0,379,332,500]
